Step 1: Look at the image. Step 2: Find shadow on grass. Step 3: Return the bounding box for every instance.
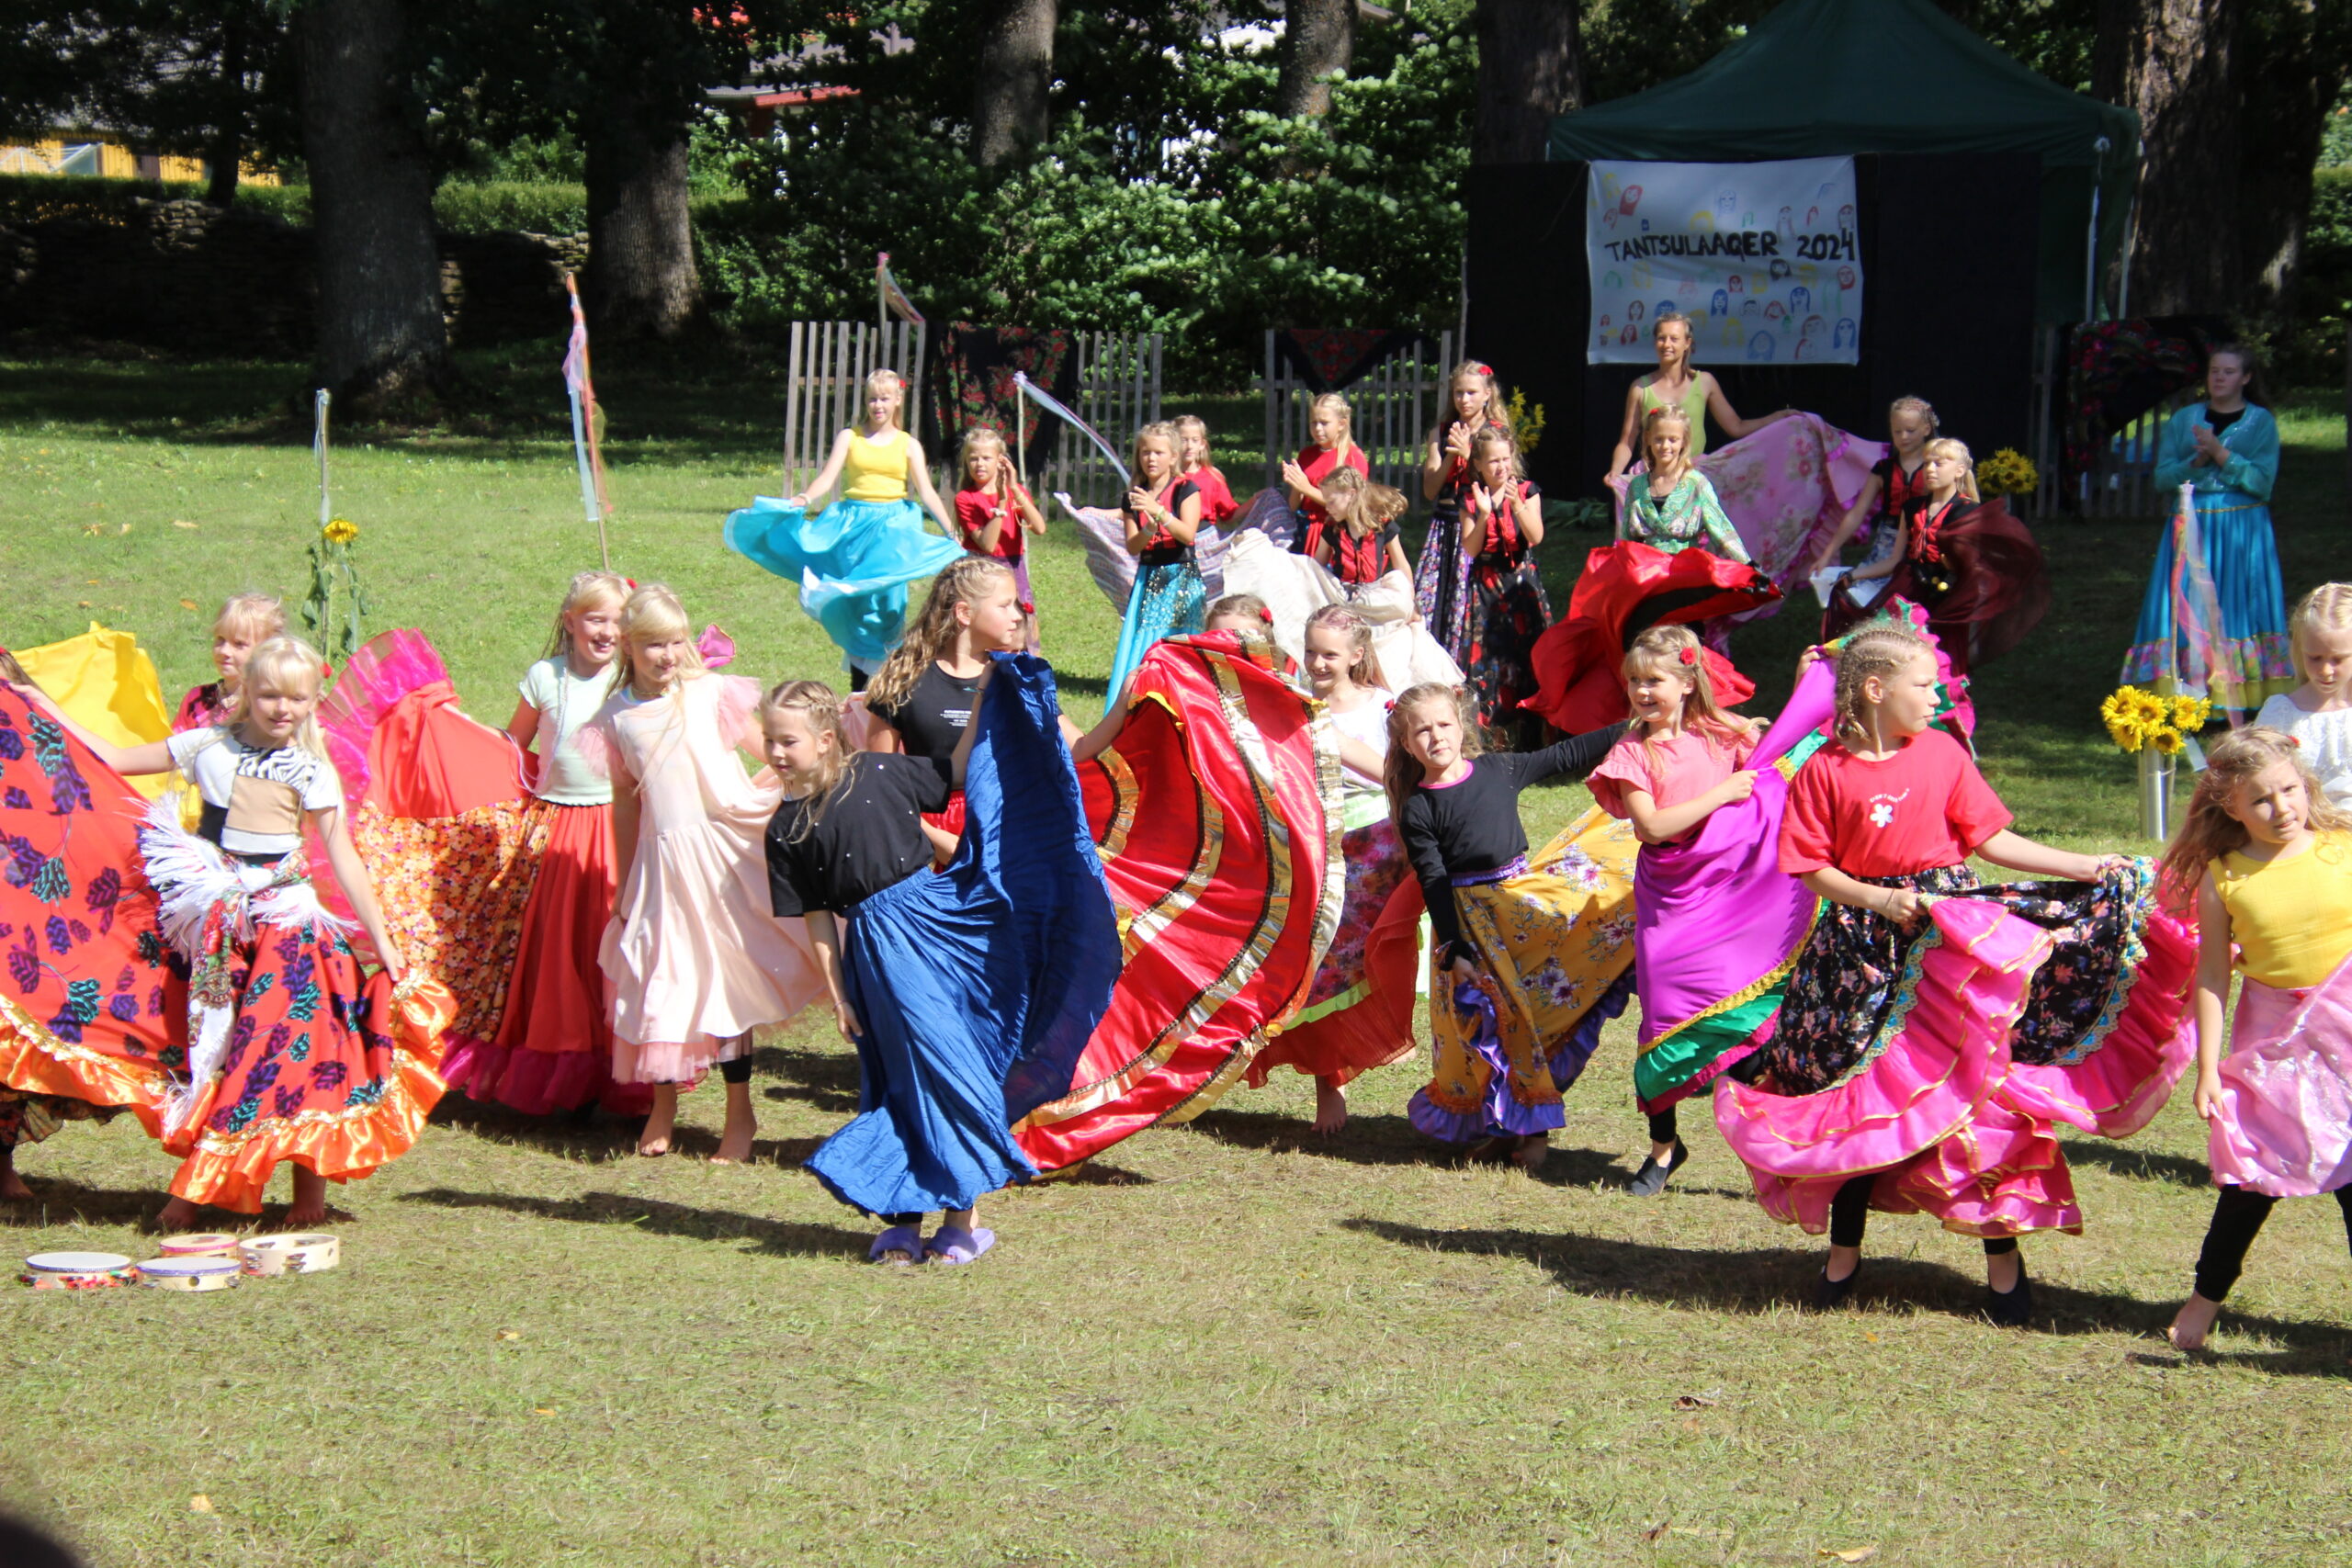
[401,1185,869,1258]
[2056,1136,2214,1190]
[0,1180,159,1229]
[430,1096,639,1163]
[1189,1107,1675,1191]
[755,1043,862,1115]
[1342,1216,2352,1376]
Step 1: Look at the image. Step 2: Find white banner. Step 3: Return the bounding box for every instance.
[1587,157,1861,366]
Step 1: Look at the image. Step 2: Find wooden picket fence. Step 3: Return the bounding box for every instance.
[779,320,930,497]
[2025,322,2199,520]
[1262,330,1455,493]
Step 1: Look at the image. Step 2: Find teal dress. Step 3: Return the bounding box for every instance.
[1622,470,1750,563]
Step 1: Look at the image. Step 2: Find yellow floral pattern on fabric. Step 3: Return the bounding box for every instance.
[351,799,546,1044]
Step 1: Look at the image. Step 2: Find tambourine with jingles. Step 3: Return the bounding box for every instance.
[239,1233,341,1276]
[136,1257,243,1292]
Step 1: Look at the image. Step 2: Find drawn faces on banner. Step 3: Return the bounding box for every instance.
[1586,156,1862,366]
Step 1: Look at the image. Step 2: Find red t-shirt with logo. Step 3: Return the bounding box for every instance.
[1778,728,2012,877]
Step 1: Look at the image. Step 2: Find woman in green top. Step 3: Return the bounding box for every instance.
[1604,311,1796,488]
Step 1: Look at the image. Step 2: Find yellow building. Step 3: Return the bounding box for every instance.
[0,137,278,186]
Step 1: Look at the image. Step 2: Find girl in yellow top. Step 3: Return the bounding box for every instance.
[2160,728,2352,1350]
[1603,311,1797,487]
[725,368,963,689]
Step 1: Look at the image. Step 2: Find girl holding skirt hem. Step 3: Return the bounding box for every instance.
[1103,422,1207,701]
[2161,729,2352,1350]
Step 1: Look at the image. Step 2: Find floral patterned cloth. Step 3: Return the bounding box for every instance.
[1612,413,1883,597]
[1409,808,1638,1142]
[1455,481,1551,732]
[349,798,545,1052]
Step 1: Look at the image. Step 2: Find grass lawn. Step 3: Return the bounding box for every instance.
[3,347,2351,1567]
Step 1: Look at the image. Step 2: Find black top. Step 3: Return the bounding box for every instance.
[2206,406,2246,436]
[765,752,954,918]
[1871,454,1928,523]
[1398,726,1626,964]
[1125,477,1202,568]
[868,662,980,762]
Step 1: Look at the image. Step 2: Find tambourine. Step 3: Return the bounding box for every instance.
[19,1267,132,1290]
[25,1250,135,1275]
[158,1233,241,1258]
[136,1257,243,1292]
[239,1233,340,1276]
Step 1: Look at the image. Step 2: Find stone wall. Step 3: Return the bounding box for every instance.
[0,197,586,354]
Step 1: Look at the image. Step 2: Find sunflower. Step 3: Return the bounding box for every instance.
[322,517,359,545]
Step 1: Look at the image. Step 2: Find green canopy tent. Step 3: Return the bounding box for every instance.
[1546,0,2139,322]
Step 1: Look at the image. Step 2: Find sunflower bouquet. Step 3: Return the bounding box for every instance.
[1976,447,2039,499]
[301,515,370,659]
[2100,684,2211,755]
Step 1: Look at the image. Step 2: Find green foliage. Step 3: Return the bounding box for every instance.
[429,181,588,235]
[300,519,370,660]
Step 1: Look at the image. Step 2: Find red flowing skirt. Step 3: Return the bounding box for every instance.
[1247,815,1423,1088]
[1524,542,1777,736]
[1013,632,1343,1170]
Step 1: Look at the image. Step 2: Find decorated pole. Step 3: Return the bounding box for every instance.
[562,274,613,570]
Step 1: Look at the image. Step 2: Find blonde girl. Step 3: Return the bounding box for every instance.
[1103,421,1207,700]
[2253,583,2352,806]
[1246,606,1419,1133]
[1390,682,1634,1168]
[46,637,441,1228]
[952,429,1046,652]
[1604,310,1797,487]
[1419,360,1510,648]
[2159,729,2352,1350]
[1315,468,1415,587]
[1281,391,1370,557]
[1173,413,1240,525]
[1453,425,1552,733]
[865,557,1028,860]
[1721,622,2193,1322]
[1813,395,1939,589]
[1853,436,2047,679]
[725,367,964,688]
[1619,406,1748,563]
[428,570,643,1117]
[595,584,821,1159]
[175,592,289,731]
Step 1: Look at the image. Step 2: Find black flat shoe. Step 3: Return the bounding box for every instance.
[1987,1266,2034,1328]
[1812,1260,1861,1311]
[1626,1137,1690,1197]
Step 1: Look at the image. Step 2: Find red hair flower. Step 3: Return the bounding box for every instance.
[1259,607,1274,624]
[1678,645,1698,666]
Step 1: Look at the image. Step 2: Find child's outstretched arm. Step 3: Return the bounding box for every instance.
[906,441,956,533]
[1850,519,1905,581]
[1810,473,1883,573]
[1974,830,2104,883]
[14,688,175,777]
[315,806,406,979]
[2189,872,2233,1121]
[1069,690,1128,763]
[804,909,862,1041]
[1620,773,1758,847]
[788,430,855,511]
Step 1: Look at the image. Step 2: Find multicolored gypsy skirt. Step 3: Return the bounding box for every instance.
[1409,809,1638,1144]
[1462,558,1552,731]
[1105,556,1208,701]
[1248,807,1424,1089]
[2121,494,2294,711]
[1715,858,2196,1237]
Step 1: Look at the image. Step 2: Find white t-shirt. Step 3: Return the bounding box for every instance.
[519,656,620,806]
[166,728,342,857]
[2255,694,2352,808]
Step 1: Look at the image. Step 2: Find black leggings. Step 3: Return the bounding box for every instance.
[1646,1108,1678,1145]
[718,1056,752,1085]
[2193,1184,2352,1302]
[1827,1173,2017,1256]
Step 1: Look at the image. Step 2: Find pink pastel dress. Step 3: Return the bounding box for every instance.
[594,674,822,1083]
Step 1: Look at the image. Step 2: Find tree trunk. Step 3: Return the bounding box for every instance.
[974,0,1055,166]
[203,17,246,207]
[298,0,448,410]
[1473,0,1584,164]
[2235,0,2352,322]
[1277,0,1355,119]
[583,109,701,341]
[2094,0,2242,314]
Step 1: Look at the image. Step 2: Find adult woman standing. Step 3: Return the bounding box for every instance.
[1603,313,1796,487]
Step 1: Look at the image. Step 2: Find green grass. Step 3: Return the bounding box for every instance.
[4,352,2352,1567]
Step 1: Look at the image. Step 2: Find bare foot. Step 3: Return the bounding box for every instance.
[1310,1077,1348,1135]
[2168,1292,2222,1352]
[283,1167,332,1229]
[638,1086,679,1157]
[1511,1134,1549,1172]
[0,1168,32,1201]
[712,1082,757,1165]
[156,1195,201,1231]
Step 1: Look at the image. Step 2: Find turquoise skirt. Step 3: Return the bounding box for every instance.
[725,495,964,666]
[1104,556,1206,699]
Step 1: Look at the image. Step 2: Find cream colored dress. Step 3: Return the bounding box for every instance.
[594,674,821,1083]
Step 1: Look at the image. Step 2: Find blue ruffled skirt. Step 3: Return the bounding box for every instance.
[2120,492,2294,709]
[1104,557,1206,699]
[803,654,1120,1216]
[724,495,965,668]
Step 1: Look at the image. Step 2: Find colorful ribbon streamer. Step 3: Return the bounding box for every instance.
[1012,371,1128,490]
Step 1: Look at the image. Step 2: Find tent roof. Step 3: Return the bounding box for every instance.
[1548,0,2137,169]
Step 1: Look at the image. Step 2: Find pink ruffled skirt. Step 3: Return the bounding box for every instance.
[2207,959,2352,1198]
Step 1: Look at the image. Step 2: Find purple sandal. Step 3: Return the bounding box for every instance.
[924,1225,997,1266]
[869,1224,923,1265]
